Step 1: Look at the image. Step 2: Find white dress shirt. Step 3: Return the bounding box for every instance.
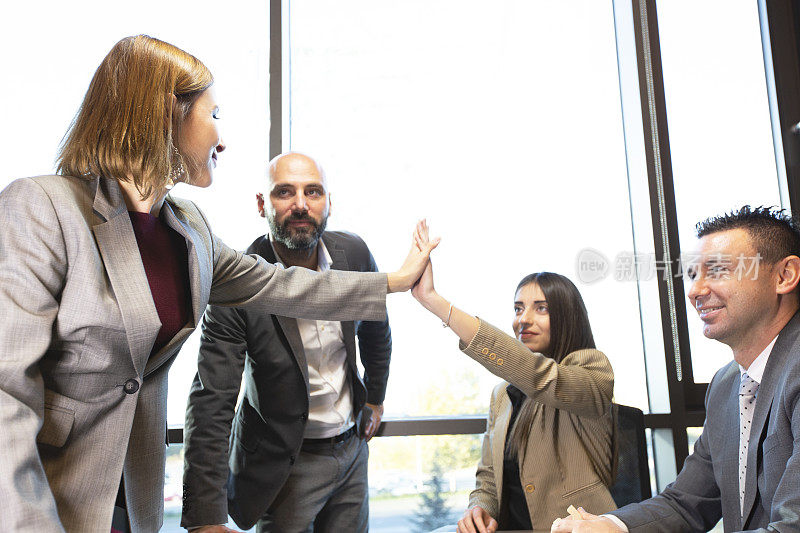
[738,336,775,383]
[603,336,777,532]
[271,239,355,439]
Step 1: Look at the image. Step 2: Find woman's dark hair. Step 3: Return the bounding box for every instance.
[507,272,595,456]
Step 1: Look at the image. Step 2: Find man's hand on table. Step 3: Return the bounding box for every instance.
[551,507,624,532]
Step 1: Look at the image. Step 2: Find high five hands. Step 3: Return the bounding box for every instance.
[411,219,436,306]
[387,219,440,293]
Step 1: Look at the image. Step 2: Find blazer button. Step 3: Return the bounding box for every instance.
[525,483,535,493]
[489,353,497,360]
[497,358,504,366]
[301,413,308,422]
[481,348,489,355]
[123,379,140,394]
[289,455,296,465]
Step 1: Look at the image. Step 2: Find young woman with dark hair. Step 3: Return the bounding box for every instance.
[413,226,617,533]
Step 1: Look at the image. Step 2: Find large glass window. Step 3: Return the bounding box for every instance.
[369,434,481,532]
[656,0,785,382]
[3,0,796,524]
[288,0,650,417]
[161,436,479,532]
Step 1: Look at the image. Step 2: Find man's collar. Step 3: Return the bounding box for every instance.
[739,335,777,384]
[317,239,332,271]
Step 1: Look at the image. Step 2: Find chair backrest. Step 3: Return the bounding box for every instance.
[609,403,652,508]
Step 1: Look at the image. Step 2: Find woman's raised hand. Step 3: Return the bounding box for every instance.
[411,219,438,306]
[409,221,480,343]
[411,261,436,307]
[386,219,440,293]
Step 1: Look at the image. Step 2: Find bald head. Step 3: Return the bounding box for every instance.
[260,151,331,250]
[268,151,327,188]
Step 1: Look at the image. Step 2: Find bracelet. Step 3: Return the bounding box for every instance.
[442,303,454,328]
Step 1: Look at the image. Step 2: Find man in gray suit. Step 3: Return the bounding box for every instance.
[181,152,391,533]
[552,206,800,533]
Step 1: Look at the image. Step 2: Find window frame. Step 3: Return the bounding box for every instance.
[153,0,798,491]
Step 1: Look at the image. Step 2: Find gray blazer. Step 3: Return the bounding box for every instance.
[610,311,800,532]
[0,175,387,533]
[463,320,617,530]
[182,231,392,529]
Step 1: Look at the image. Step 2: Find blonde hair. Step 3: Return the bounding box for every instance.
[57,35,213,199]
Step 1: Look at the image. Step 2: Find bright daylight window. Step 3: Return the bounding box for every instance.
[656,0,786,383]
[288,0,648,528]
[2,0,786,531]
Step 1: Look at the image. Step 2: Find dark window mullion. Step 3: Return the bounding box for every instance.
[763,0,800,214]
[630,0,695,470]
[269,0,283,160]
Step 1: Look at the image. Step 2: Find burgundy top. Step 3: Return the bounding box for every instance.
[128,211,192,355]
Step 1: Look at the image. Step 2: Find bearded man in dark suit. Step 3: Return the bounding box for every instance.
[181,152,391,533]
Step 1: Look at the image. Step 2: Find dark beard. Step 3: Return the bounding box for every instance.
[269,212,327,250]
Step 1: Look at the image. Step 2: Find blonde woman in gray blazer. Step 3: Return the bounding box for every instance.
[0,36,436,533]
[412,227,615,532]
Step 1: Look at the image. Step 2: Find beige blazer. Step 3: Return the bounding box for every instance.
[462,320,617,530]
[0,175,387,533]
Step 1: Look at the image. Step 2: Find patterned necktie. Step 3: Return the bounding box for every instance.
[739,372,759,516]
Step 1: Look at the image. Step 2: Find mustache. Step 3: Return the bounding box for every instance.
[286,212,316,224]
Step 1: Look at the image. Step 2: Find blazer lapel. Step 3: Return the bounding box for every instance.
[493,390,513,505]
[718,367,743,530]
[326,236,358,374]
[326,236,349,272]
[742,327,794,523]
[91,178,160,376]
[276,315,309,385]
[140,199,213,378]
[160,199,211,326]
[341,321,357,370]
[143,326,195,378]
[257,238,309,386]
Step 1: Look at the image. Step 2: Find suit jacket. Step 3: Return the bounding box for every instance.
[610,311,800,533]
[0,175,387,533]
[181,232,392,529]
[462,320,617,531]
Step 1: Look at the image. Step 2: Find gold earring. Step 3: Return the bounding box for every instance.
[166,146,186,190]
